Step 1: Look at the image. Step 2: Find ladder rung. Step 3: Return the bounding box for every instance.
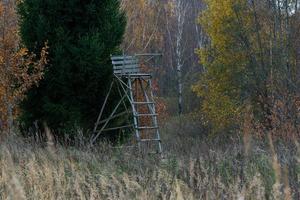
[133,102,155,105]
[140,139,161,142]
[134,113,158,117]
[137,126,159,130]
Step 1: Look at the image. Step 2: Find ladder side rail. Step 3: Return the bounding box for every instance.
[139,78,162,153]
[116,77,138,143]
[138,79,155,115]
[148,78,163,154]
[127,78,142,151]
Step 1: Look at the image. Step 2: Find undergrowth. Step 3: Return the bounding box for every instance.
[0,114,299,199]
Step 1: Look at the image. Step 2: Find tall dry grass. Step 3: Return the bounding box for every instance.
[0,113,299,199]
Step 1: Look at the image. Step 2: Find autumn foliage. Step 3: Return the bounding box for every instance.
[0,1,47,131]
[193,0,300,133]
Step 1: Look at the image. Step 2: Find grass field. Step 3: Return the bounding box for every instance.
[0,115,299,199]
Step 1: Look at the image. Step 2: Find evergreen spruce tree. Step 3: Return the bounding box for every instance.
[18,0,126,133]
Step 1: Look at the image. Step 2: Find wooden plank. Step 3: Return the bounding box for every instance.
[128,73,151,76]
[114,69,140,74]
[112,60,138,65]
[114,70,139,74]
[113,66,139,69]
[111,56,135,60]
[113,64,139,69]
[132,102,155,104]
[97,111,131,124]
[111,55,140,75]
[114,72,139,75]
[134,113,158,117]
[138,126,159,130]
[113,66,138,70]
[99,125,134,132]
[140,139,161,142]
[113,68,140,73]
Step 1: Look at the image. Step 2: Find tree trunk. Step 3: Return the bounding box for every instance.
[175,0,187,115]
[297,41,300,83]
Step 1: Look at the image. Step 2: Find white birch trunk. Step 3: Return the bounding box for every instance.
[174,0,187,115]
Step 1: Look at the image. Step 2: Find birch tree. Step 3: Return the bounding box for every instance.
[121,0,205,114]
[174,0,188,115]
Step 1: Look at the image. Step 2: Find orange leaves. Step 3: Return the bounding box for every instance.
[0,1,47,131]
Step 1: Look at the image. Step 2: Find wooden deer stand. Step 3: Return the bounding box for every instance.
[90,55,162,154]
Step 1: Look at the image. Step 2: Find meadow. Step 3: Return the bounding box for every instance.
[0,115,298,200]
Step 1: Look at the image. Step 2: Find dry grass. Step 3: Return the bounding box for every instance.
[0,115,299,199]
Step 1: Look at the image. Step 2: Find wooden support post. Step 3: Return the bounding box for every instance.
[92,54,163,154]
[91,94,127,145]
[93,81,114,133]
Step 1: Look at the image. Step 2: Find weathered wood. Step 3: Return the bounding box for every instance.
[141,139,161,142]
[126,73,152,77]
[113,74,131,89]
[97,111,131,125]
[132,102,155,105]
[134,113,158,117]
[113,65,139,70]
[113,67,138,71]
[93,54,163,154]
[139,78,162,153]
[127,78,142,151]
[112,60,138,65]
[111,55,140,75]
[100,125,134,132]
[137,126,159,130]
[148,78,163,153]
[111,55,135,60]
[93,81,114,134]
[114,68,139,74]
[91,94,127,144]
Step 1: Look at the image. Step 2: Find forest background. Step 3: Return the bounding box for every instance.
[0,0,300,199]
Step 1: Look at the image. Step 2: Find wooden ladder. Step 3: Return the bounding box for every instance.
[127,76,162,154]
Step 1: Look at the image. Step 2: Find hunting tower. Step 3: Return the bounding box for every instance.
[91,55,162,154]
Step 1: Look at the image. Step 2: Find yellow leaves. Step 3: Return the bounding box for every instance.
[193,0,250,132]
[0,1,48,131]
[200,0,249,50]
[17,48,29,57]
